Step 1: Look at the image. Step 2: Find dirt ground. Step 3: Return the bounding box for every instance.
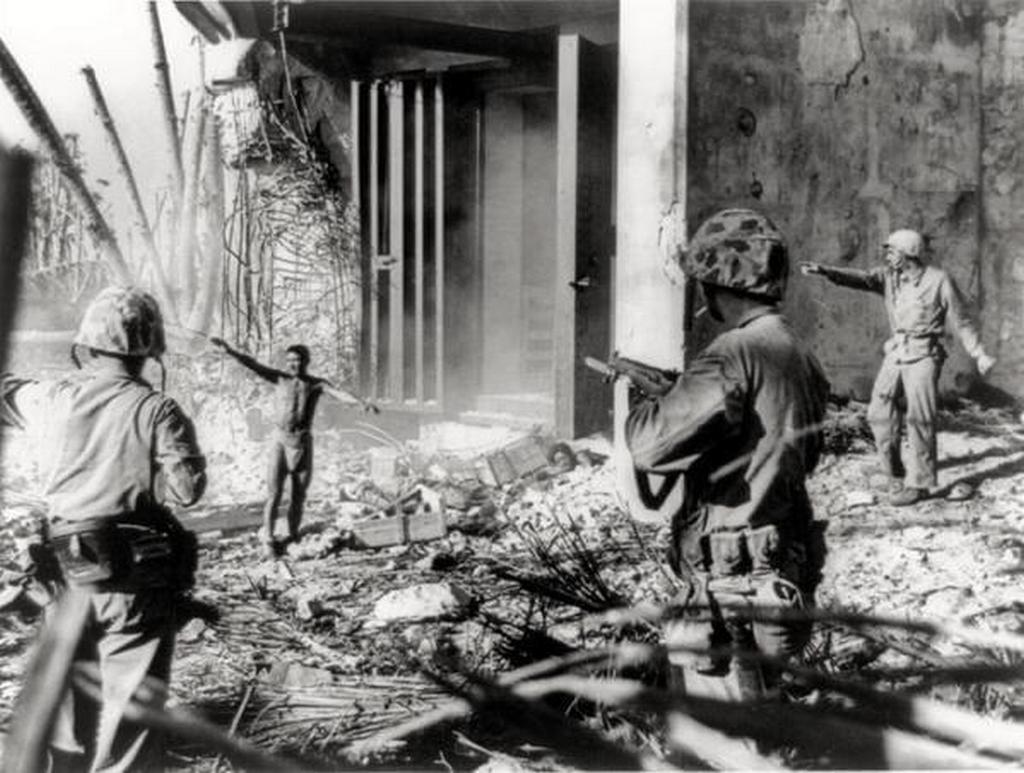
[1,389,1023,769]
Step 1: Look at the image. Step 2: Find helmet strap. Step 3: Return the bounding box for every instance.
[156,357,167,392]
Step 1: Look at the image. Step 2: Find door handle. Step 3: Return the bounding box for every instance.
[568,275,595,292]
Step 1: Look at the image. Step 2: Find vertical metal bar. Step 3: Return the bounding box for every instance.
[434,77,445,405]
[350,80,362,228]
[368,81,380,398]
[555,34,580,439]
[350,79,363,384]
[414,81,425,404]
[387,80,405,402]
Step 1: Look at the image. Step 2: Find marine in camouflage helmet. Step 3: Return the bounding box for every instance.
[680,208,789,301]
[73,286,166,360]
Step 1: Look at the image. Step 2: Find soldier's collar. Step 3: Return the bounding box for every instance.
[736,305,779,328]
[895,262,925,285]
[903,262,924,279]
[91,372,152,388]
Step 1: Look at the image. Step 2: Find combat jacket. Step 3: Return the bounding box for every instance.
[820,263,985,363]
[625,308,829,534]
[0,373,206,520]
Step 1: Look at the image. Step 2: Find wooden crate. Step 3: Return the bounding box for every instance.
[485,436,549,485]
[351,509,446,549]
[350,485,447,549]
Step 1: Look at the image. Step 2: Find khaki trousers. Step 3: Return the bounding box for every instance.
[867,353,939,490]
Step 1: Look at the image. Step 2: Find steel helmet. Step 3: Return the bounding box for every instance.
[679,209,789,301]
[884,229,924,260]
[74,286,166,358]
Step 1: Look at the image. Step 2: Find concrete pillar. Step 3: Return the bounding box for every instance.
[613,0,688,522]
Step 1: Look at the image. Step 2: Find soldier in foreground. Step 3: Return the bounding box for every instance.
[626,209,830,700]
[1,286,206,771]
[210,338,374,557]
[801,229,996,505]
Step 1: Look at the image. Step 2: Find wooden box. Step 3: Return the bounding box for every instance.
[351,509,447,549]
[350,485,447,549]
[485,436,549,485]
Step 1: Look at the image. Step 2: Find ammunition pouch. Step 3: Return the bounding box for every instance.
[702,523,808,585]
[49,514,198,591]
[693,523,822,660]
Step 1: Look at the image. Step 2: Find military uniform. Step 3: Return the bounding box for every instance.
[0,287,205,772]
[633,209,829,698]
[816,261,988,491]
[626,309,829,671]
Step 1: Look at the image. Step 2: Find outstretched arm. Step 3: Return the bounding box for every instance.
[800,262,885,295]
[322,382,381,414]
[209,337,281,383]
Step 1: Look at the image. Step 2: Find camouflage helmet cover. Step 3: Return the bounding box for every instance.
[74,286,166,358]
[680,209,789,301]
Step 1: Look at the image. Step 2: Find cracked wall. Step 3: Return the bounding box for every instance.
[688,0,1022,401]
[980,4,1024,400]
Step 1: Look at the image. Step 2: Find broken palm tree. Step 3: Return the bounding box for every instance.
[20,147,109,317]
[2,3,360,369]
[0,13,223,334]
[0,35,131,286]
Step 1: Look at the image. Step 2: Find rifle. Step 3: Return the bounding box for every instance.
[584,353,679,398]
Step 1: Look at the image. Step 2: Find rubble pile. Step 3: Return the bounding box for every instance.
[2,397,1024,768]
[148,427,675,766]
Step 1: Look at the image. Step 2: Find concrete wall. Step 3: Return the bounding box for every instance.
[981,2,1024,396]
[688,0,1022,400]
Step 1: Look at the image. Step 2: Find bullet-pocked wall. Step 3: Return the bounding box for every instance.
[980,1,1024,401]
[687,0,1022,401]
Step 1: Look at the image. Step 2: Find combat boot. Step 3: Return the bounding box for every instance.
[891,486,926,506]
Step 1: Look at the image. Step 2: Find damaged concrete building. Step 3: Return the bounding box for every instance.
[176,0,1024,442]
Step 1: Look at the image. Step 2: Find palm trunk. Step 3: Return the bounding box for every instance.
[176,96,208,306]
[81,66,177,320]
[148,1,183,195]
[0,145,33,377]
[0,591,91,773]
[0,35,131,284]
[186,111,225,332]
